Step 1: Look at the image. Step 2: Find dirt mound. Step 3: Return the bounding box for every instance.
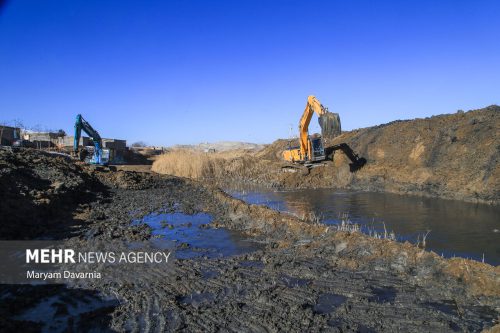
[326,105,500,203]
[0,148,103,239]
[255,139,290,160]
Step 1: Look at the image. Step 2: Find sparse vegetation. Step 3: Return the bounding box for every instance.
[334,213,397,241]
[416,230,432,249]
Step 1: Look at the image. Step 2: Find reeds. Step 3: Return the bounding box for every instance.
[336,213,397,240]
[152,148,268,181]
[151,149,224,179]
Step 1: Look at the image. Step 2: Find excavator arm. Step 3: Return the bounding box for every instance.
[328,143,367,172]
[74,114,105,165]
[298,95,341,159]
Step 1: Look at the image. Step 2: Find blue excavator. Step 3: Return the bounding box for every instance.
[73,114,109,165]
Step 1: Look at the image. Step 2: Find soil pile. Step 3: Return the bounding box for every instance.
[326,105,500,204]
[0,148,103,239]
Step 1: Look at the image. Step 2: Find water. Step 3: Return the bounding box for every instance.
[225,185,500,265]
[133,212,263,259]
[314,293,347,314]
[14,293,118,333]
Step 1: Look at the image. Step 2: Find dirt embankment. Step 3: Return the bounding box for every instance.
[0,148,105,239]
[326,105,500,204]
[154,106,499,204]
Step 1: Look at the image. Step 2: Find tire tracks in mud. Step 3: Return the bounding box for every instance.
[70,171,500,332]
[105,249,497,332]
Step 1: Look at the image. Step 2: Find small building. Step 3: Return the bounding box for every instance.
[102,138,127,150]
[59,135,91,148]
[0,125,21,146]
[24,132,62,148]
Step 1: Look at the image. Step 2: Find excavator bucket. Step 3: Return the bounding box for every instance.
[327,143,367,172]
[349,156,367,172]
[319,112,341,138]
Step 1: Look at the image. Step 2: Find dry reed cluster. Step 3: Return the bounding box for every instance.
[151,149,223,179]
[152,148,276,183]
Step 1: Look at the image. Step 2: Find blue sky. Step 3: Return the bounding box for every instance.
[1,0,498,146]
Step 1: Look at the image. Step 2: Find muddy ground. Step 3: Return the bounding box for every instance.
[1,148,499,332]
[165,106,499,205]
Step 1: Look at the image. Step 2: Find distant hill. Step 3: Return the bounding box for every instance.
[171,141,265,152]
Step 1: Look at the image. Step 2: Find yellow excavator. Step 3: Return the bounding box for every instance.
[282,95,366,172]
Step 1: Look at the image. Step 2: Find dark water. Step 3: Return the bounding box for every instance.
[225,185,500,266]
[133,212,262,259]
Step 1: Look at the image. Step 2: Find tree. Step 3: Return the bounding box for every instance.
[0,121,7,145]
[131,141,147,148]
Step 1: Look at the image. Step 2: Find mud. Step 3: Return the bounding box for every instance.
[1,148,499,332]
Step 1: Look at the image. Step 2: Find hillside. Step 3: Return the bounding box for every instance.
[323,105,500,203]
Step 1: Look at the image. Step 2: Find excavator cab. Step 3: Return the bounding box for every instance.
[282,134,325,163]
[78,146,110,165]
[309,135,325,162]
[90,148,110,165]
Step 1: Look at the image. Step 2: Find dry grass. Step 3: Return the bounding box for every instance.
[152,149,218,179]
[152,148,278,182]
[151,148,258,179]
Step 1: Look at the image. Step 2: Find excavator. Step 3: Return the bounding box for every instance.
[282,95,366,173]
[73,114,109,165]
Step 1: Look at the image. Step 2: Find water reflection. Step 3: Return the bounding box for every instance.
[133,212,263,259]
[226,185,500,265]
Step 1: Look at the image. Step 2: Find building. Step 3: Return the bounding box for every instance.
[59,135,91,148]
[102,138,127,150]
[62,136,127,163]
[0,125,21,146]
[23,132,62,148]
[10,129,127,163]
